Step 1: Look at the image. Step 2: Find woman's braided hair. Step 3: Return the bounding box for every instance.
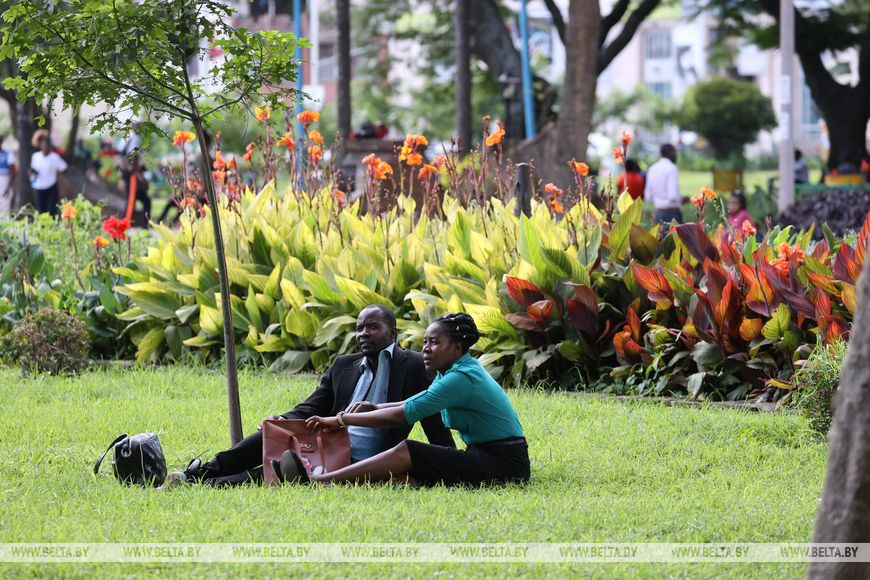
[433,312,480,353]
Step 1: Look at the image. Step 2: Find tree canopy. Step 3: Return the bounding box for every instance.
[681,76,777,162]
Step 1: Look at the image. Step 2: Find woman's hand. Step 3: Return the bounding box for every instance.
[345,401,377,414]
[306,415,341,431]
[257,415,282,430]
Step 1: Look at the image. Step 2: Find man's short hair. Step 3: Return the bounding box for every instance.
[359,304,397,330]
[660,143,676,158]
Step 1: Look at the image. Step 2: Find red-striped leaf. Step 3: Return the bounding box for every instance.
[631,263,673,303]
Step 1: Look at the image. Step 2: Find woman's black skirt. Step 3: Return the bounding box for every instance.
[406,437,530,487]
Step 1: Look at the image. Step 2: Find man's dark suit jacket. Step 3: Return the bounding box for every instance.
[282,346,456,449]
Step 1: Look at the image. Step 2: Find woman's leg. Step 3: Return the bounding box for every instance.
[311,441,412,484]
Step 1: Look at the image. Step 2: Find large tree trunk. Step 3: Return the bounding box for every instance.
[336,0,351,140]
[547,0,601,188]
[454,0,472,155]
[809,259,870,578]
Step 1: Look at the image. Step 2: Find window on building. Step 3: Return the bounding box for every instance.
[645,31,671,59]
[801,81,821,126]
[647,82,672,100]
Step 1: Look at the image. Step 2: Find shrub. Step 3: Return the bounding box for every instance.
[792,340,848,437]
[0,308,90,375]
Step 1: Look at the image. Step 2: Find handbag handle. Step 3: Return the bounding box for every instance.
[93,434,128,475]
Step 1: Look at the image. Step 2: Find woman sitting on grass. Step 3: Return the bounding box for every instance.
[273,313,530,487]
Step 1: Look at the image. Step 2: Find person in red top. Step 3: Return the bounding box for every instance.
[617,158,645,200]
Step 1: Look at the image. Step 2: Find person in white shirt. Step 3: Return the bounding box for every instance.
[29,133,68,216]
[644,143,687,225]
[0,134,17,217]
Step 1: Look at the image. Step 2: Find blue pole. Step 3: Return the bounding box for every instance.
[293,0,304,182]
[518,0,536,139]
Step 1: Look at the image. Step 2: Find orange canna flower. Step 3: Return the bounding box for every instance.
[212,169,226,183]
[334,188,346,209]
[213,150,227,171]
[308,145,323,164]
[485,127,505,148]
[297,110,320,126]
[227,156,237,171]
[92,235,110,249]
[691,193,704,207]
[741,219,756,239]
[243,142,255,161]
[403,134,429,149]
[371,160,393,180]
[433,155,448,168]
[308,129,324,145]
[362,153,379,166]
[571,159,589,176]
[547,197,564,214]
[701,186,717,201]
[276,133,295,151]
[544,183,564,197]
[405,152,423,166]
[172,130,196,147]
[621,131,633,146]
[255,105,271,122]
[61,202,77,221]
[612,147,623,162]
[178,197,197,211]
[418,164,438,180]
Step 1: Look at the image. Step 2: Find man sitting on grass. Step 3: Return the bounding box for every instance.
[173,304,455,486]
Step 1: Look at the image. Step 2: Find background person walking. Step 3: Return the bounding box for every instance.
[644,144,687,225]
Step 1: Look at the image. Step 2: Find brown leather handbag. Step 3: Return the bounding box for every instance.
[261,419,351,486]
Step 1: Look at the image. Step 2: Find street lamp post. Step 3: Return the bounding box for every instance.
[778,0,795,214]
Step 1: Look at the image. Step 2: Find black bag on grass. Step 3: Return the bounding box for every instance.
[93,433,167,487]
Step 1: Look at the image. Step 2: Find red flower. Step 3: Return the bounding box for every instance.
[612,147,623,162]
[621,131,633,146]
[102,216,131,241]
[243,142,255,161]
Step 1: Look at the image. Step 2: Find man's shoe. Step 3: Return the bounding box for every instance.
[277,450,310,484]
[183,458,204,481]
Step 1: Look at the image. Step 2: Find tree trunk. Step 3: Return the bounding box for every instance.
[336,0,351,140]
[547,0,601,187]
[193,115,243,446]
[66,106,80,160]
[809,258,870,578]
[455,0,472,155]
[15,98,34,211]
[818,88,869,172]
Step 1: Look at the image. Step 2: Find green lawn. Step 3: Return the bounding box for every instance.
[0,366,826,577]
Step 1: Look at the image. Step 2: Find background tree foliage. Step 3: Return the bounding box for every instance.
[680,76,777,163]
[698,0,870,170]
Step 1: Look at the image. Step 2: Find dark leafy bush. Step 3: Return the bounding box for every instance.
[0,308,90,374]
[779,187,870,238]
[792,340,848,437]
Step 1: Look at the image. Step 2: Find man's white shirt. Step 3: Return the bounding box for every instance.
[644,157,681,209]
